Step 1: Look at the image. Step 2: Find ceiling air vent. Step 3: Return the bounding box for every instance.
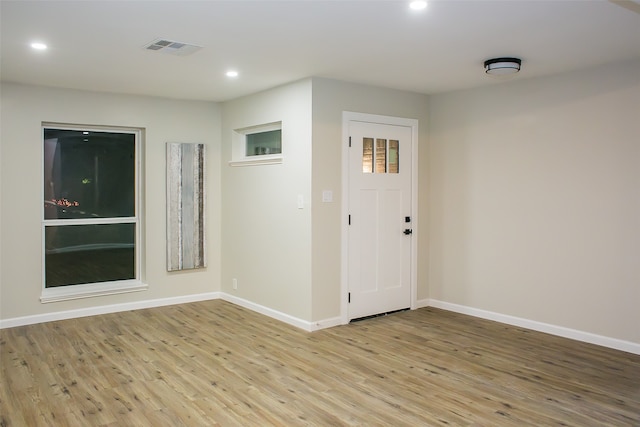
[143,39,202,56]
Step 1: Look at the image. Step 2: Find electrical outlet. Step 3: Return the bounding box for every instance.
[232,278,238,290]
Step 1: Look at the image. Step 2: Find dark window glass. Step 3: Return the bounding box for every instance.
[45,223,135,287]
[44,129,135,219]
[246,129,281,156]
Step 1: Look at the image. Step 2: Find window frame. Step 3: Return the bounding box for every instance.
[229,121,283,167]
[40,123,147,303]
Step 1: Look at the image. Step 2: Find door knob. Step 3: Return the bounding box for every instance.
[403,229,413,235]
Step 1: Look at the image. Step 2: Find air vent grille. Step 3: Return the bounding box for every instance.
[144,39,202,56]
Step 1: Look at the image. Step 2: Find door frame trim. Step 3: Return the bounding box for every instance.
[340,111,419,324]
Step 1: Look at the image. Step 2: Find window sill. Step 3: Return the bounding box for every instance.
[229,156,283,167]
[41,280,148,303]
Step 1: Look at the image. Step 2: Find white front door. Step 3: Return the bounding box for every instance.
[347,118,413,320]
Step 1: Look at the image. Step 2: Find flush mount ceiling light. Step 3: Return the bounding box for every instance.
[484,57,522,75]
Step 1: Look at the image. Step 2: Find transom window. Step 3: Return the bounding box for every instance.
[246,129,281,156]
[230,121,283,166]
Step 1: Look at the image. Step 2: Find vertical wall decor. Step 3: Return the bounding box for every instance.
[167,142,206,271]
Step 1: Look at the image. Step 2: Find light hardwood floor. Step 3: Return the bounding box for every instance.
[1,300,638,426]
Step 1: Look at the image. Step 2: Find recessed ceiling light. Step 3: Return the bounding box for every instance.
[226,70,239,78]
[409,1,427,10]
[31,42,48,50]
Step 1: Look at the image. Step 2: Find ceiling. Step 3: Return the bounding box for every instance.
[1,0,639,102]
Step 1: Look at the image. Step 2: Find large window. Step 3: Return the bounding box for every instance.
[42,125,145,302]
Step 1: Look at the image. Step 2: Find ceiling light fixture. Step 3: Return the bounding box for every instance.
[226,70,239,78]
[30,42,47,50]
[484,57,522,75]
[409,1,427,10]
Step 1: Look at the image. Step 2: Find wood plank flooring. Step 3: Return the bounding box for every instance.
[1,300,639,426]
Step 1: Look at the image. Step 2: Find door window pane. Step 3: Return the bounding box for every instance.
[362,138,374,173]
[389,140,399,174]
[45,223,135,287]
[375,138,387,173]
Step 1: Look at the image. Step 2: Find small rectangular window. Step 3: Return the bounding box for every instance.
[246,129,282,156]
[231,121,283,166]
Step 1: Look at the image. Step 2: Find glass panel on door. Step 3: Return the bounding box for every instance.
[362,137,374,173]
[389,139,399,173]
[375,138,387,173]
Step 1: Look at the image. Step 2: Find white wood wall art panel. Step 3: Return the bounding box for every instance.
[167,143,205,271]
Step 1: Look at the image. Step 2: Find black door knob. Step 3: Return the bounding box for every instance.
[403,229,413,235]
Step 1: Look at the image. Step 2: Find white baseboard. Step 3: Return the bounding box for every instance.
[415,298,430,309]
[427,299,640,355]
[1,290,342,333]
[220,293,342,332]
[6,293,634,355]
[311,315,344,331]
[0,292,220,329]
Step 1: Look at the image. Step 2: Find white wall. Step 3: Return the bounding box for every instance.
[311,78,429,321]
[220,78,430,324]
[220,79,313,320]
[4,61,636,349]
[428,59,640,344]
[0,83,221,321]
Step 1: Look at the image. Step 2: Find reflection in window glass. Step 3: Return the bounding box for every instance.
[45,223,135,287]
[389,140,399,174]
[246,129,282,156]
[43,129,135,219]
[362,138,374,173]
[376,139,387,173]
